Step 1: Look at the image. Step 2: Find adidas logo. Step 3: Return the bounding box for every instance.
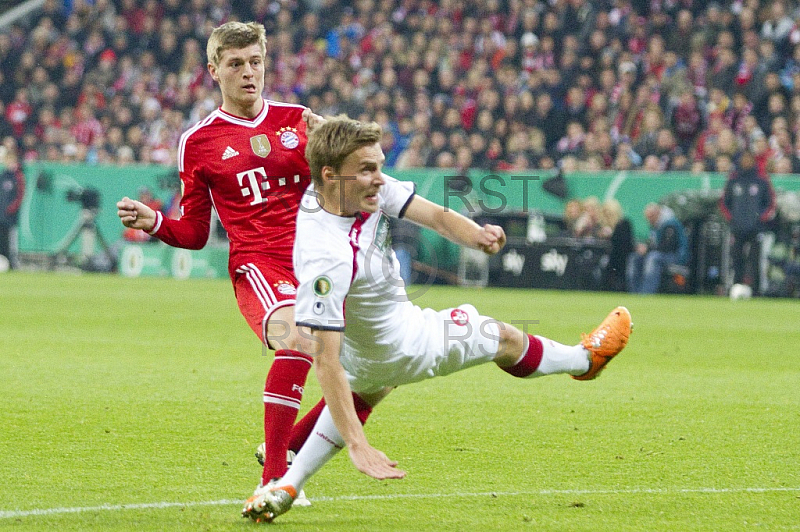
[222,146,239,160]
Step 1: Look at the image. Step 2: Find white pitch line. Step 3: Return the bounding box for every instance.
[0,499,241,519]
[2,487,799,519]
[311,486,800,501]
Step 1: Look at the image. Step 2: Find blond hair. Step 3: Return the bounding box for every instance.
[206,21,266,67]
[305,115,383,188]
[601,198,624,228]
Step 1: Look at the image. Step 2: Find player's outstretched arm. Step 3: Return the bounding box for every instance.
[302,108,326,133]
[403,195,506,254]
[117,196,157,232]
[117,189,211,250]
[303,328,406,480]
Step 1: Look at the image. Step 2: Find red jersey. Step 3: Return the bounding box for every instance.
[150,99,310,277]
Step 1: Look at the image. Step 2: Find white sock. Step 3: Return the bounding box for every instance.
[279,405,343,492]
[533,336,590,376]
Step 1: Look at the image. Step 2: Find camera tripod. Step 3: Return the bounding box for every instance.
[52,208,115,271]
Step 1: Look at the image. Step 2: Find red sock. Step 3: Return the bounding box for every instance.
[287,393,373,453]
[352,393,373,424]
[261,349,313,483]
[501,334,543,378]
[288,398,326,453]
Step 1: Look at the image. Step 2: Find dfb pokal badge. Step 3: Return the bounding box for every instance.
[313,276,332,298]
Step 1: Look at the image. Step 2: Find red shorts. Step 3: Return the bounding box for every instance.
[232,258,297,347]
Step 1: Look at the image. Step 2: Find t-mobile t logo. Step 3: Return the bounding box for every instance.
[238,167,269,205]
[238,167,301,206]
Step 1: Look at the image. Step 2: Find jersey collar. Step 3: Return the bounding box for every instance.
[215,99,268,128]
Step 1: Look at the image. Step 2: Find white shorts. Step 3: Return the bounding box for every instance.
[341,304,501,395]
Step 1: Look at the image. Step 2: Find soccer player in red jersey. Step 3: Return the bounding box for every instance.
[117,21,324,508]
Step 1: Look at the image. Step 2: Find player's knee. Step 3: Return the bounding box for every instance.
[269,332,301,352]
[494,322,524,365]
[266,319,301,351]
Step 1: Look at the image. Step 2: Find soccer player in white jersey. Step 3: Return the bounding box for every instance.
[243,116,633,522]
[116,21,329,512]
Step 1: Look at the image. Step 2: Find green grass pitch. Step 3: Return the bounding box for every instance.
[2,271,799,531]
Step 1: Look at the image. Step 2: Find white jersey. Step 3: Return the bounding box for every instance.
[294,177,416,354]
[294,177,500,394]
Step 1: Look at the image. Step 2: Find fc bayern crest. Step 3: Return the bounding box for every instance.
[274,280,297,295]
[450,308,469,326]
[278,127,300,149]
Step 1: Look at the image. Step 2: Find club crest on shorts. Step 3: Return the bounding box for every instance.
[274,280,297,295]
[450,308,469,326]
[278,127,300,149]
[250,134,271,157]
[313,276,332,297]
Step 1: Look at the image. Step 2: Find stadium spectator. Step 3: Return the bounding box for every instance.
[531,92,566,151]
[709,47,738,96]
[642,154,665,172]
[5,88,32,138]
[725,91,753,137]
[773,155,793,173]
[394,134,426,169]
[694,112,726,164]
[602,198,635,292]
[716,127,741,160]
[671,89,703,152]
[572,196,603,239]
[667,9,695,60]
[4,0,800,177]
[752,135,776,177]
[633,106,664,158]
[115,21,327,510]
[555,120,586,158]
[562,198,583,237]
[715,153,736,174]
[613,149,635,171]
[626,202,690,294]
[0,154,25,270]
[720,151,777,293]
[761,0,795,53]
[242,116,632,522]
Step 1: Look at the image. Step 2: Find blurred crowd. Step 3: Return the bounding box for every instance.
[3,0,800,176]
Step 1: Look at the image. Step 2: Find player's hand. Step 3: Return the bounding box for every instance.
[117,197,157,232]
[302,108,326,133]
[477,224,506,255]
[348,442,406,480]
